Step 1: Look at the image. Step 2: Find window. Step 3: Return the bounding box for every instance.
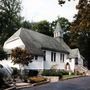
[62,54,64,62]
[35,55,38,60]
[60,53,62,61]
[43,51,46,61]
[75,58,78,65]
[60,53,64,62]
[51,52,53,62]
[54,53,56,62]
[51,52,56,62]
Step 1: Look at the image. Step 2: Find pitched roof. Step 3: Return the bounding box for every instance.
[54,22,62,32]
[4,28,69,56]
[55,37,71,53]
[69,48,79,58]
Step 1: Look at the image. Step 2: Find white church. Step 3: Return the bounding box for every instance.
[2,22,86,72]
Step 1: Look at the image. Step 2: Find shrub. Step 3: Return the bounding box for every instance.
[42,69,55,76]
[11,67,19,78]
[29,76,47,83]
[28,70,38,77]
[71,72,75,75]
[58,70,69,75]
[42,69,63,77]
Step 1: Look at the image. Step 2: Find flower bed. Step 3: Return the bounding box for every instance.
[29,76,47,83]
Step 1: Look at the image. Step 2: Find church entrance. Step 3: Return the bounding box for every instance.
[65,63,70,71]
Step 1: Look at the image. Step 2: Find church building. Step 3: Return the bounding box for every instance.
[3,22,85,72]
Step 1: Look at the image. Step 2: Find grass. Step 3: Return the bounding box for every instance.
[63,75,80,79]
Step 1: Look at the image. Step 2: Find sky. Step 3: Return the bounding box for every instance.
[21,0,79,22]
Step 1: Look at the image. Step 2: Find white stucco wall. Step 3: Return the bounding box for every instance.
[44,50,67,70]
[24,56,44,70]
[3,37,25,51]
[1,56,44,70]
[65,58,75,72]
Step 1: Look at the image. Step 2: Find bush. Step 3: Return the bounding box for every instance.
[42,69,55,76]
[58,70,69,75]
[28,70,38,77]
[42,69,63,78]
[11,67,19,78]
[29,76,47,83]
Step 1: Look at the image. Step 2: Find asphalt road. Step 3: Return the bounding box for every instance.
[20,76,90,90]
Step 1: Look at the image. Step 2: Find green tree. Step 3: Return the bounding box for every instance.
[21,20,32,29]
[70,0,90,68]
[11,47,33,66]
[51,17,70,32]
[0,0,22,45]
[51,17,71,45]
[32,20,53,36]
[58,0,90,68]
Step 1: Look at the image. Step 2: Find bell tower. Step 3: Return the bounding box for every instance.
[54,21,63,38]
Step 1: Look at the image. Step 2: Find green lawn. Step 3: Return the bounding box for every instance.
[63,75,80,79]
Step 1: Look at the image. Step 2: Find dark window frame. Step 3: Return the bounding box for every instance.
[43,51,46,61]
[51,52,53,62]
[54,52,56,62]
[60,53,64,62]
[51,52,56,62]
[75,57,78,65]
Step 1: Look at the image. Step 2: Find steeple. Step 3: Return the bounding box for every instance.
[54,21,63,38]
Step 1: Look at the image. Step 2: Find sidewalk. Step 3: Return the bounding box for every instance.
[5,82,32,90]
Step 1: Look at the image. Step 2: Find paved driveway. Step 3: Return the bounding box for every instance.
[20,76,90,90]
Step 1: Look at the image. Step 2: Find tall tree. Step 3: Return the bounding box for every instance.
[21,20,32,29]
[51,17,70,32]
[58,0,90,68]
[32,20,53,36]
[0,0,22,45]
[70,0,90,68]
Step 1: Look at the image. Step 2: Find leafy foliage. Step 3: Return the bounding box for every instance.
[58,0,90,68]
[69,0,90,68]
[51,17,71,45]
[32,20,53,36]
[58,0,73,6]
[51,17,71,32]
[42,69,68,76]
[21,20,32,29]
[11,47,33,66]
[0,0,22,45]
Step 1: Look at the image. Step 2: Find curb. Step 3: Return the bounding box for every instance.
[4,87,16,90]
[16,80,49,89]
[60,75,88,81]
[32,80,50,86]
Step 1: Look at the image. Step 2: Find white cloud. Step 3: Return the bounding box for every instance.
[21,0,79,22]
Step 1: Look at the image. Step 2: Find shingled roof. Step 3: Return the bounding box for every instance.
[69,48,79,58]
[5,28,69,56]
